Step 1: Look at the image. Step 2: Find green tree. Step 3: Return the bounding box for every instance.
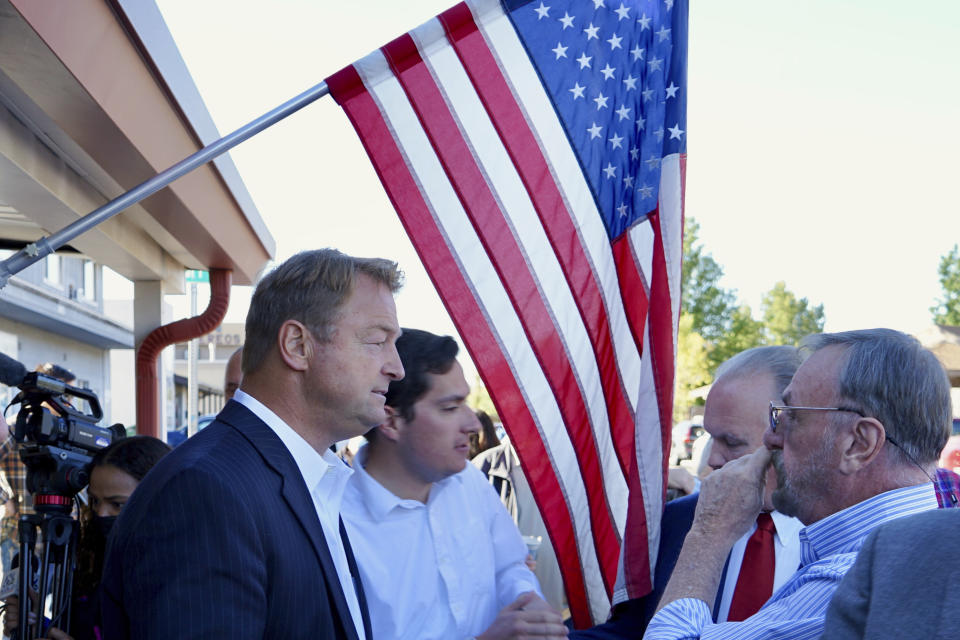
[681,219,738,350]
[675,220,763,418]
[931,245,960,325]
[674,312,711,422]
[760,281,825,346]
[681,219,761,372]
[719,304,765,358]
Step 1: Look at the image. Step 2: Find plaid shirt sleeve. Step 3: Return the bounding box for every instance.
[0,436,29,513]
[934,468,960,508]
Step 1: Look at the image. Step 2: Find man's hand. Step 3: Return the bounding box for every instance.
[655,447,773,614]
[3,591,39,637]
[477,591,568,640]
[2,595,17,636]
[523,553,537,572]
[667,466,698,496]
[691,446,772,545]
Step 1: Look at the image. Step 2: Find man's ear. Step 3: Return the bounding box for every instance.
[277,320,312,372]
[838,417,885,474]
[377,405,404,443]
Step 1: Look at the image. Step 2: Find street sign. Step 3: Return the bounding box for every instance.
[185,270,209,283]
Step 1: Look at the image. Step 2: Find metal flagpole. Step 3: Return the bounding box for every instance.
[0,80,330,290]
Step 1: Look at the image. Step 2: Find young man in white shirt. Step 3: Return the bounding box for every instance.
[342,328,568,640]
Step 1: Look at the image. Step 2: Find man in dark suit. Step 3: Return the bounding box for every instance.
[101,249,405,639]
[573,346,804,638]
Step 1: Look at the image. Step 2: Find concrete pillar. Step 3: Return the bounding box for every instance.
[133,280,168,437]
[133,280,163,347]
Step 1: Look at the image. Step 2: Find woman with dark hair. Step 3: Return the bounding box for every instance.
[468,409,501,460]
[3,436,171,640]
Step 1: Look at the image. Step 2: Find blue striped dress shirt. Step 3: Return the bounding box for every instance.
[644,482,938,640]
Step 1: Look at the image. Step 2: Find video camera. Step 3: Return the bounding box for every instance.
[2,355,125,503]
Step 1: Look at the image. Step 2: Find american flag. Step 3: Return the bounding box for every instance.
[327,0,686,626]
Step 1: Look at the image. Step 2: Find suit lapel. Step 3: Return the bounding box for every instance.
[715,554,731,622]
[277,473,360,640]
[341,517,373,639]
[219,402,361,640]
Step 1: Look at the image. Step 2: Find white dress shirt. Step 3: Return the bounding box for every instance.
[232,390,366,640]
[715,510,803,622]
[342,444,541,640]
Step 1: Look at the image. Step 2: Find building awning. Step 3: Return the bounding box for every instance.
[0,0,274,291]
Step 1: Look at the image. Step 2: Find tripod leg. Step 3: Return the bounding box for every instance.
[46,517,74,635]
[59,521,76,634]
[33,522,52,640]
[16,515,37,640]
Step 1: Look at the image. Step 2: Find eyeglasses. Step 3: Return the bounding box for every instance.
[768,402,865,433]
[768,402,936,482]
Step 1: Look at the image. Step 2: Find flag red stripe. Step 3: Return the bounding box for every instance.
[646,210,677,471]
[611,237,651,355]
[621,439,652,596]
[437,3,636,481]
[381,32,620,593]
[610,232,656,597]
[326,63,593,624]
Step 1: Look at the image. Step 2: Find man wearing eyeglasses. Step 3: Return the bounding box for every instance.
[571,346,804,639]
[644,328,950,640]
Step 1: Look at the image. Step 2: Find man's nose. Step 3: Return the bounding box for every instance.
[762,424,783,451]
[384,344,404,380]
[706,450,726,470]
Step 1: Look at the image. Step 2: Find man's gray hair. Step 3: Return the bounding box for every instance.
[243,249,403,373]
[801,328,951,465]
[714,345,802,400]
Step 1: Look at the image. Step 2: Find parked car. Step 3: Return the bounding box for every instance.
[939,418,960,473]
[167,413,217,447]
[670,416,704,465]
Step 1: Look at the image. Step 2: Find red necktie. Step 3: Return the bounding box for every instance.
[727,512,776,622]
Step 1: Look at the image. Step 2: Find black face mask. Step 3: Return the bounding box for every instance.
[93,515,118,540]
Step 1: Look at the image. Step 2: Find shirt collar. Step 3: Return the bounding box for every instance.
[799,481,938,565]
[232,389,352,494]
[351,444,466,520]
[769,509,803,544]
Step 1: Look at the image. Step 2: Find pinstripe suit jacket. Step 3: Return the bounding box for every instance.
[101,401,371,639]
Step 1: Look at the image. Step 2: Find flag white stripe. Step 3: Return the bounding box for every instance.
[614,319,664,605]
[659,154,685,335]
[628,219,655,292]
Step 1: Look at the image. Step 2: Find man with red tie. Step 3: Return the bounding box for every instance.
[571,345,804,638]
[700,346,805,622]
